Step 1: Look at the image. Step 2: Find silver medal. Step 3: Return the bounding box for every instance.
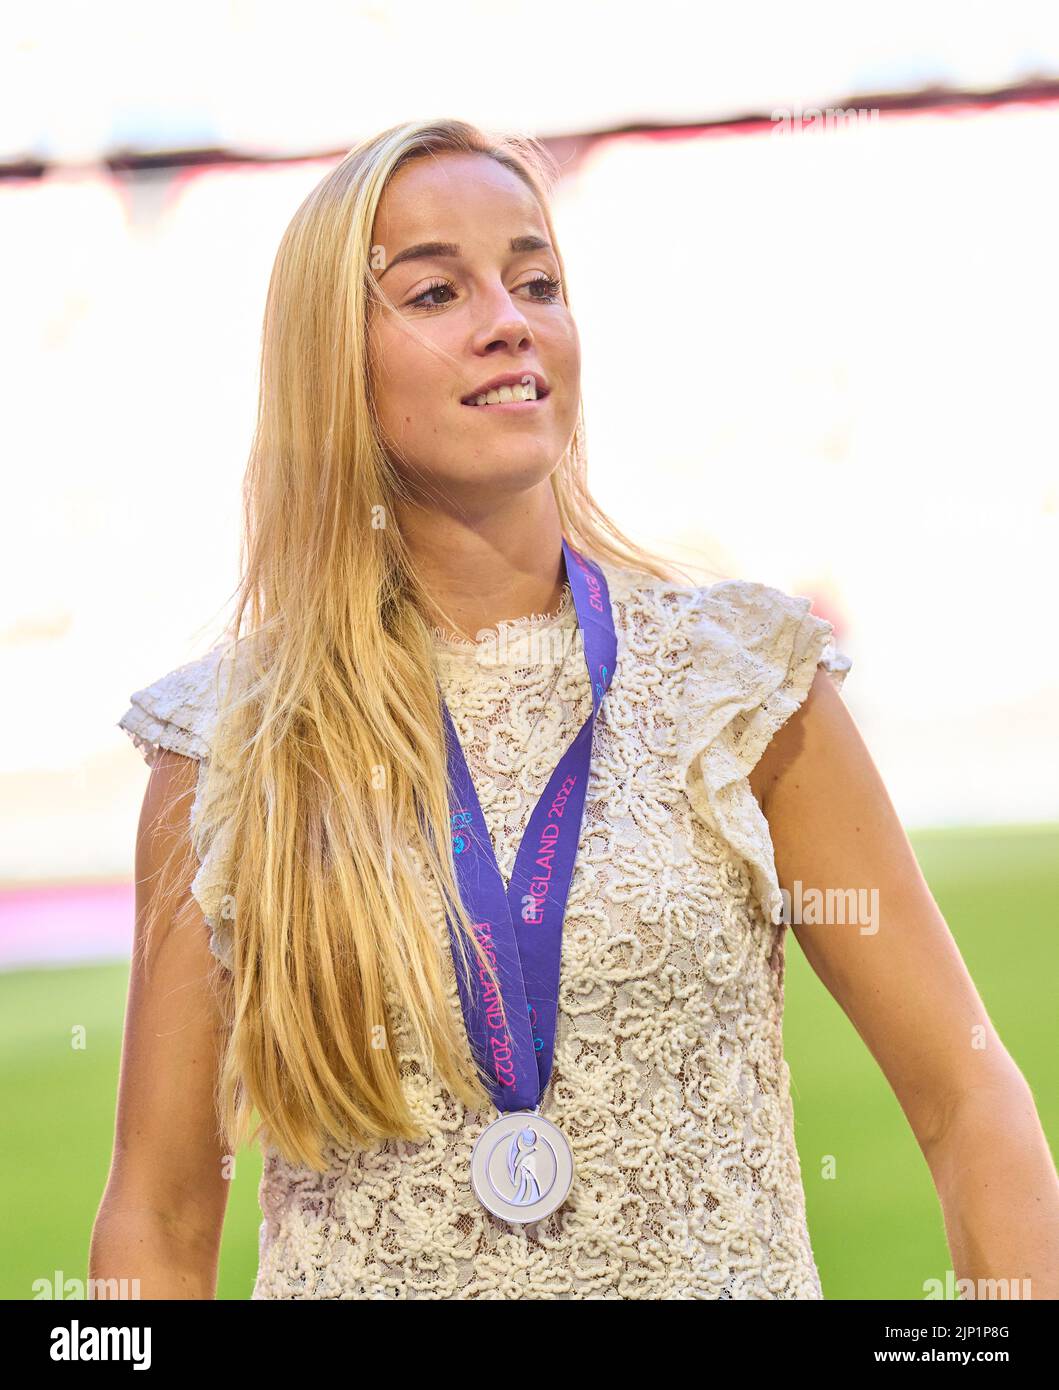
[470,1109,574,1223]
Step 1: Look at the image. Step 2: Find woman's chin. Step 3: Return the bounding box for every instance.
[435,451,563,496]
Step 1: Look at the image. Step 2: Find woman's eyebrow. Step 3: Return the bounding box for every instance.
[378,235,552,278]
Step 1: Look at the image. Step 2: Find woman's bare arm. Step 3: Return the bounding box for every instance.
[749,667,1059,1298]
[90,750,233,1300]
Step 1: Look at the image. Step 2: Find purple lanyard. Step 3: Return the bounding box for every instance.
[438,537,617,1114]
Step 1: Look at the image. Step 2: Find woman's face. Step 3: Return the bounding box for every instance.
[368,152,580,504]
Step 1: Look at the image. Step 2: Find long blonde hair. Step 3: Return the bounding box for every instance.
[154,118,694,1171]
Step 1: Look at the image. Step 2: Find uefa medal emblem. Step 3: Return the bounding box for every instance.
[470,1110,574,1223]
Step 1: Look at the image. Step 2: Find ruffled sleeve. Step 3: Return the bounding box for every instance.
[677,580,852,929]
[117,647,228,767]
[117,645,236,971]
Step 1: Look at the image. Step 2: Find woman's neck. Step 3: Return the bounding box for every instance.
[396,483,566,642]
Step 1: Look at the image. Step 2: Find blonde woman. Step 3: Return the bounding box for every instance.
[93,118,1059,1300]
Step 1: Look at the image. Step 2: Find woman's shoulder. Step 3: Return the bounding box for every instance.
[599,554,851,686]
[600,555,853,927]
[117,641,236,767]
[600,550,855,790]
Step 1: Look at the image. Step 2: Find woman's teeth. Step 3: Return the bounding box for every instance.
[468,379,539,406]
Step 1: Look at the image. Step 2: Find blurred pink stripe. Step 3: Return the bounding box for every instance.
[0,883,134,970]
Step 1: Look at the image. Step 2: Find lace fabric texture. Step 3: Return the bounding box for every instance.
[117,559,851,1299]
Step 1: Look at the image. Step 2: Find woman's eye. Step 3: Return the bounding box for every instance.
[522,273,563,302]
[409,278,457,310]
[408,272,563,312]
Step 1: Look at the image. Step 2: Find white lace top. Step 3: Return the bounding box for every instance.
[117,558,851,1299]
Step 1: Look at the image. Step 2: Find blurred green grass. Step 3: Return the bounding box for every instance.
[2,823,1056,1300]
[788,822,1059,1299]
